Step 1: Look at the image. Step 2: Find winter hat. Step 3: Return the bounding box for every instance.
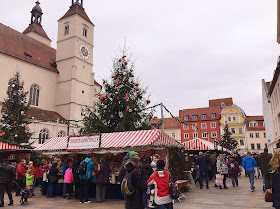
[157,160,165,170]
[129,151,139,159]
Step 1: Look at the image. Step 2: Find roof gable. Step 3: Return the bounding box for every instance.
[60,5,93,25]
[23,23,51,40]
[0,23,57,73]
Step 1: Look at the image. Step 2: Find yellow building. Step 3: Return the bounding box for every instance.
[220,105,247,153]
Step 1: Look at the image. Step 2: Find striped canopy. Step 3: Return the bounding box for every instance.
[34,137,68,152]
[0,142,25,150]
[183,138,224,151]
[34,130,184,152]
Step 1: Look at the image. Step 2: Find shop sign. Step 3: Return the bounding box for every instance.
[67,135,100,150]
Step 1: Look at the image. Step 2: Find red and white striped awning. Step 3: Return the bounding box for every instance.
[183,138,223,150]
[0,142,25,150]
[100,129,183,149]
[35,137,68,152]
[35,130,184,152]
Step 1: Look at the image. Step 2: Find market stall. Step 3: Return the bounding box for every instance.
[182,138,226,151]
[34,129,184,199]
[0,141,31,164]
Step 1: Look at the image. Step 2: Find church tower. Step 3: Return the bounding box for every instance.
[55,0,97,122]
[23,1,51,46]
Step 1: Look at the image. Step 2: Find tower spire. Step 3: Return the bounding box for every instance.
[72,0,83,8]
[31,1,43,25]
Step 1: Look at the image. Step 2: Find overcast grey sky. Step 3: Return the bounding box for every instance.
[1,0,279,117]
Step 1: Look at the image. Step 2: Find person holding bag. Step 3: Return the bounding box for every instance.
[47,162,59,198]
[216,154,229,189]
[95,158,110,203]
[265,149,280,209]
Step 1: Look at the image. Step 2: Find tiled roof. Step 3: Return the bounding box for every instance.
[209,98,233,107]
[27,107,65,121]
[0,23,58,73]
[0,102,64,122]
[60,5,93,25]
[179,106,221,122]
[150,117,181,129]
[246,116,265,130]
[23,23,51,40]
[246,116,264,121]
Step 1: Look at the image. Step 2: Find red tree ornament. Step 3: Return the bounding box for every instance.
[125,62,128,65]
[125,79,128,82]
[125,93,129,99]
[117,97,120,100]
[147,100,151,104]
[136,83,139,86]
[112,75,115,78]
[136,88,139,91]
[115,79,120,85]
[131,75,134,77]
[119,59,121,62]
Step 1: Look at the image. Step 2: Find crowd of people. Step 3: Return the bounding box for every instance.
[0,152,177,209]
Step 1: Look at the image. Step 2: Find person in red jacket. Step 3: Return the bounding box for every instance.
[226,157,241,187]
[147,160,173,209]
[16,159,26,196]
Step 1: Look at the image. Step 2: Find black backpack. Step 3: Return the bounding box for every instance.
[76,160,87,176]
[121,170,137,196]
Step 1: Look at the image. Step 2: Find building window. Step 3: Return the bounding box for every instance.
[202,132,208,138]
[58,130,66,137]
[192,115,198,120]
[171,133,176,139]
[228,117,232,122]
[211,132,217,138]
[183,115,189,120]
[184,133,189,139]
[254,123,258,127]
[251,143,255,150]
[230,128,236,134]
[201,114,207,119]
[249,133,254,138]
[265,143,268,148]
[183,124,189,130]
[192,124,197,130]
[193,132,198,138]
[264,133,266,138]
[240,139,244,146]
[39,129,49,144]
[210,113,216,118]
[255,133,260,138]
[257,143,261,150]
[249,123,254,127]
[238,127,243,134]
[29,84,40,106]
[83,26,88,37]
[201,123,207,129]
[65,23,69,35]
[232,116,236,121]
[211,122,216,128]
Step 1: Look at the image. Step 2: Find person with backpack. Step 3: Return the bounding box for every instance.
[122,156,144,209]
[72,158,81,199]
[258,148,272,192]
[226,156,240,187]
[242,152,258,192]
[119,151,139,183]
[147,160,174,209]
[78,155,94,203]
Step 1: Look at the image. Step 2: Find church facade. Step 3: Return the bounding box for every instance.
[0,0,100,147]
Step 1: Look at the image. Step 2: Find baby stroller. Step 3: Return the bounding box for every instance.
[14,181,29,205]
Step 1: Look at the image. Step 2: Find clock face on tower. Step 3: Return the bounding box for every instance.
[79,43,90,60]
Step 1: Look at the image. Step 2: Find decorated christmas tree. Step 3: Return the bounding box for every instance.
[220,124,238,151]
[80,51,154,134]
[0,72,32,145]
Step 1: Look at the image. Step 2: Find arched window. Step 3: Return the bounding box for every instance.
[65,23,69,35]
[29,84,40,106]
[57,130,66,137]
[39,128,49,144]
[83,26,88,37]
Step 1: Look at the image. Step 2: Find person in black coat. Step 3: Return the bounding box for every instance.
[124,157,144,209]
[72,159,81,199]
[47,162,59,198]
[265,149,280,209]
[140,156,153,207]
[95,158,110,203]
[196,152,210,189]
[0,161,15,207]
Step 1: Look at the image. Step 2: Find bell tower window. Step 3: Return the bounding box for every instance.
[65,23,69,35]
[83,26,88,37]
[29,84,40,106]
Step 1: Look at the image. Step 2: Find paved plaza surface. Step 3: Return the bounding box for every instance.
[2,175,273,209]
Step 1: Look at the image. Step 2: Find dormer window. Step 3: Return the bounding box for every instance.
[65,23,69,35]
[210,113,216,118]
[24,52,32,59]
[201,114,207,119]
[192,115,198,120]
[83,26,88,37]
